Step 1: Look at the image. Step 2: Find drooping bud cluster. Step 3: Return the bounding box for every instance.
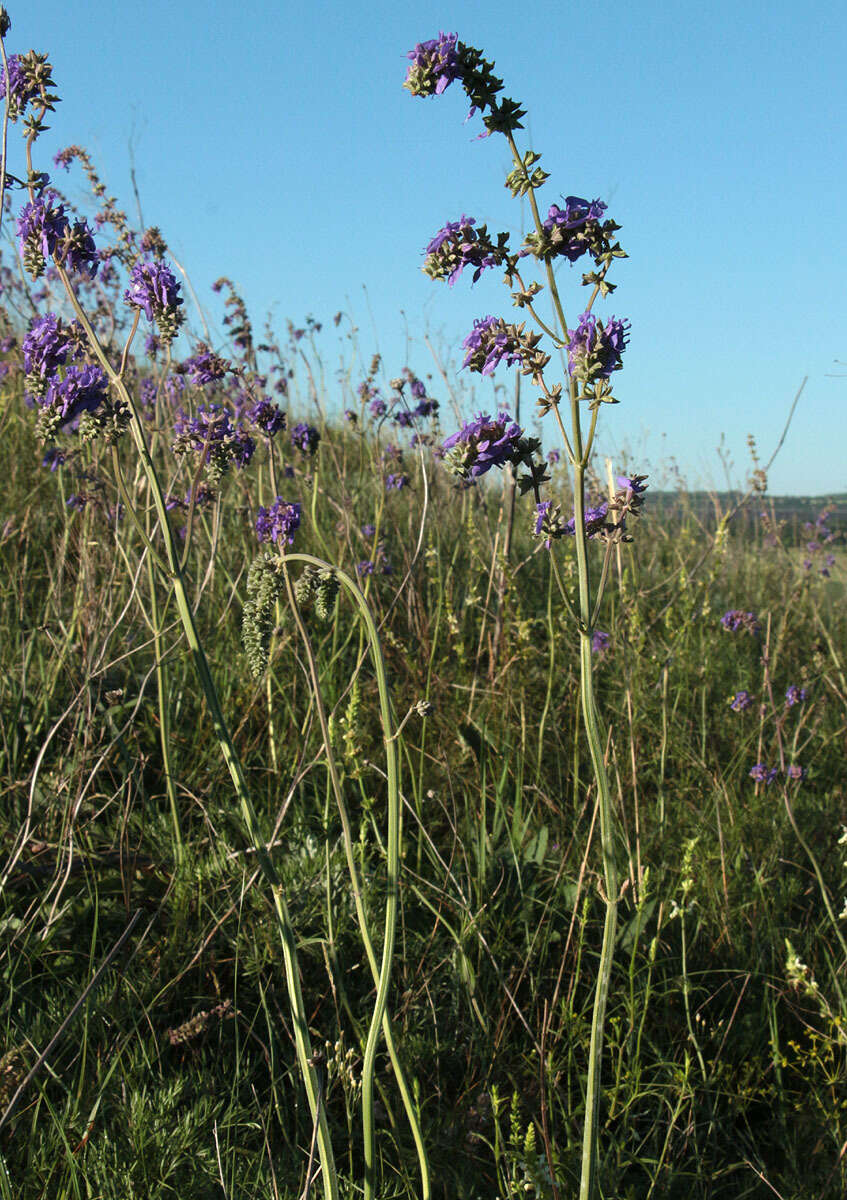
[423,216,509,286]
[242,554,285,678]
[294,565,339,622]
[172,404,255,481]
[124,257,185,345]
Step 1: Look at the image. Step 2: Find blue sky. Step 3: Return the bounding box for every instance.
[10,0,847,494]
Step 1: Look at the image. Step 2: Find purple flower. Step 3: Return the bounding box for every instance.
[40,364,108,430]
[564,501,610,540]
[424,216,504,286]
[255,498,301,546]
[729,690,753,712]
[357,559,375,576]
[386,473,410,491]
[369,397,387,418]
[441,411,523,480]
[395,409,414,428]
[124,257,185,344]
[344,408,357,423]
[410,377,427,399]
[749,764,778,785]
[547,449,561,465]
[55,218,99,279]
[248,398,286,437]
[0,54,39,116]
[179,345,230,385]
[785,685,807,707]
[567,312,629,380]
[615,474,648,494]
[541,197,608,262]
[461,316,523,376]
[16,194,68,279]
[414,397,439,418]
[172,404,255,476]
[41,447,66,471]
[361,524,376,539]
[785,764,806,782]
[592,630,611,654]
[22,314,76,391]
[404,32,462,97]
[721,610,760,635]
[290,422,320,455]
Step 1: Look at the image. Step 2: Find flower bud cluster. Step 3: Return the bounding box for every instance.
[242,554,285,679]
[295,565,339,622]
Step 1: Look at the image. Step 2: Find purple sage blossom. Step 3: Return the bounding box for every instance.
[255,498,301,546]
[567,312,630,380]
[729,690,753,712]
[16,194,68,278]
[424,216,503,286]
[404,32,462,97]
[179,345,230,385]
[461,316,523,376]
[386,473,410,491]
[721,610,760,635]
[290,422,320,455]
[541,197,608,262]
[39,364,108,431]
[124,257,185,344]
[0,54,39,116]
[172,404,255,476]
[785,685,807,707]
[749,764,778,785]
[248,398,286,437]
[592,630,611,654]
[441,411,523,480]
[785,764,806,781]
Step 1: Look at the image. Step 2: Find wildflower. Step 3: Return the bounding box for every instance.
[533,500,567,548]
[22,313,78,395]
[248,398,286,437]
[172,404,255,479]
[564,502,610,540]
[369,397,387,418]
[785,764,806,781]
[41,447,66,471]
[124,257,185,344]
[415,396,439,418]
[16,193,68,279]
[362,524,376,540]
[785,684,807,707]
[255,498,301,546]
[567,312,629,381]
[385,473,409,491]
[538,197,607,261]
[729,690,753,712]
[344,408,357,423]
[0,53,40,119]
[55,218,99,279]
[357,559,375,576]
[592,630,611,654]
[461,316,524,376]
[547,449,561,465]
[721,610,760,635]
[179,344,230,386]
[35,364,109,439]
[290,422,320,455]
[423,216,507,286]
[395,409,414,428]
[749,764,778,784]
[441,411,523,480]
[404,32,462,97]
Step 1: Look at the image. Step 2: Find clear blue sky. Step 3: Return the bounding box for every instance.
[10,0,847,494]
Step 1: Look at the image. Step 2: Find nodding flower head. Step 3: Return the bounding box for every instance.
[255,498,301,546]
[441,411,523,480]
[290,422,320,455]
[124,257,185,345]
[404,32,462,97]
[567,312,630,381]
[423,216,507,287]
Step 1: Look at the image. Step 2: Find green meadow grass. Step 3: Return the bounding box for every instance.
[1,378,845,1200]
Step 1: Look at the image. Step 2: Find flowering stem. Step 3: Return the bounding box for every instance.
[55,265,338,1200]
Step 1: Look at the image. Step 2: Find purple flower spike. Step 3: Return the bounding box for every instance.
[721,610,760,635]
[290,422,320,455]
[16,194,68,279]
[124,257,185,344]
[461,316,523,376]
[255,498,301,546]
[441,411,523,481]
[592,630,611,654]
[567,312,630,380]
[404,32,462,97]
[749,763,778,785]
